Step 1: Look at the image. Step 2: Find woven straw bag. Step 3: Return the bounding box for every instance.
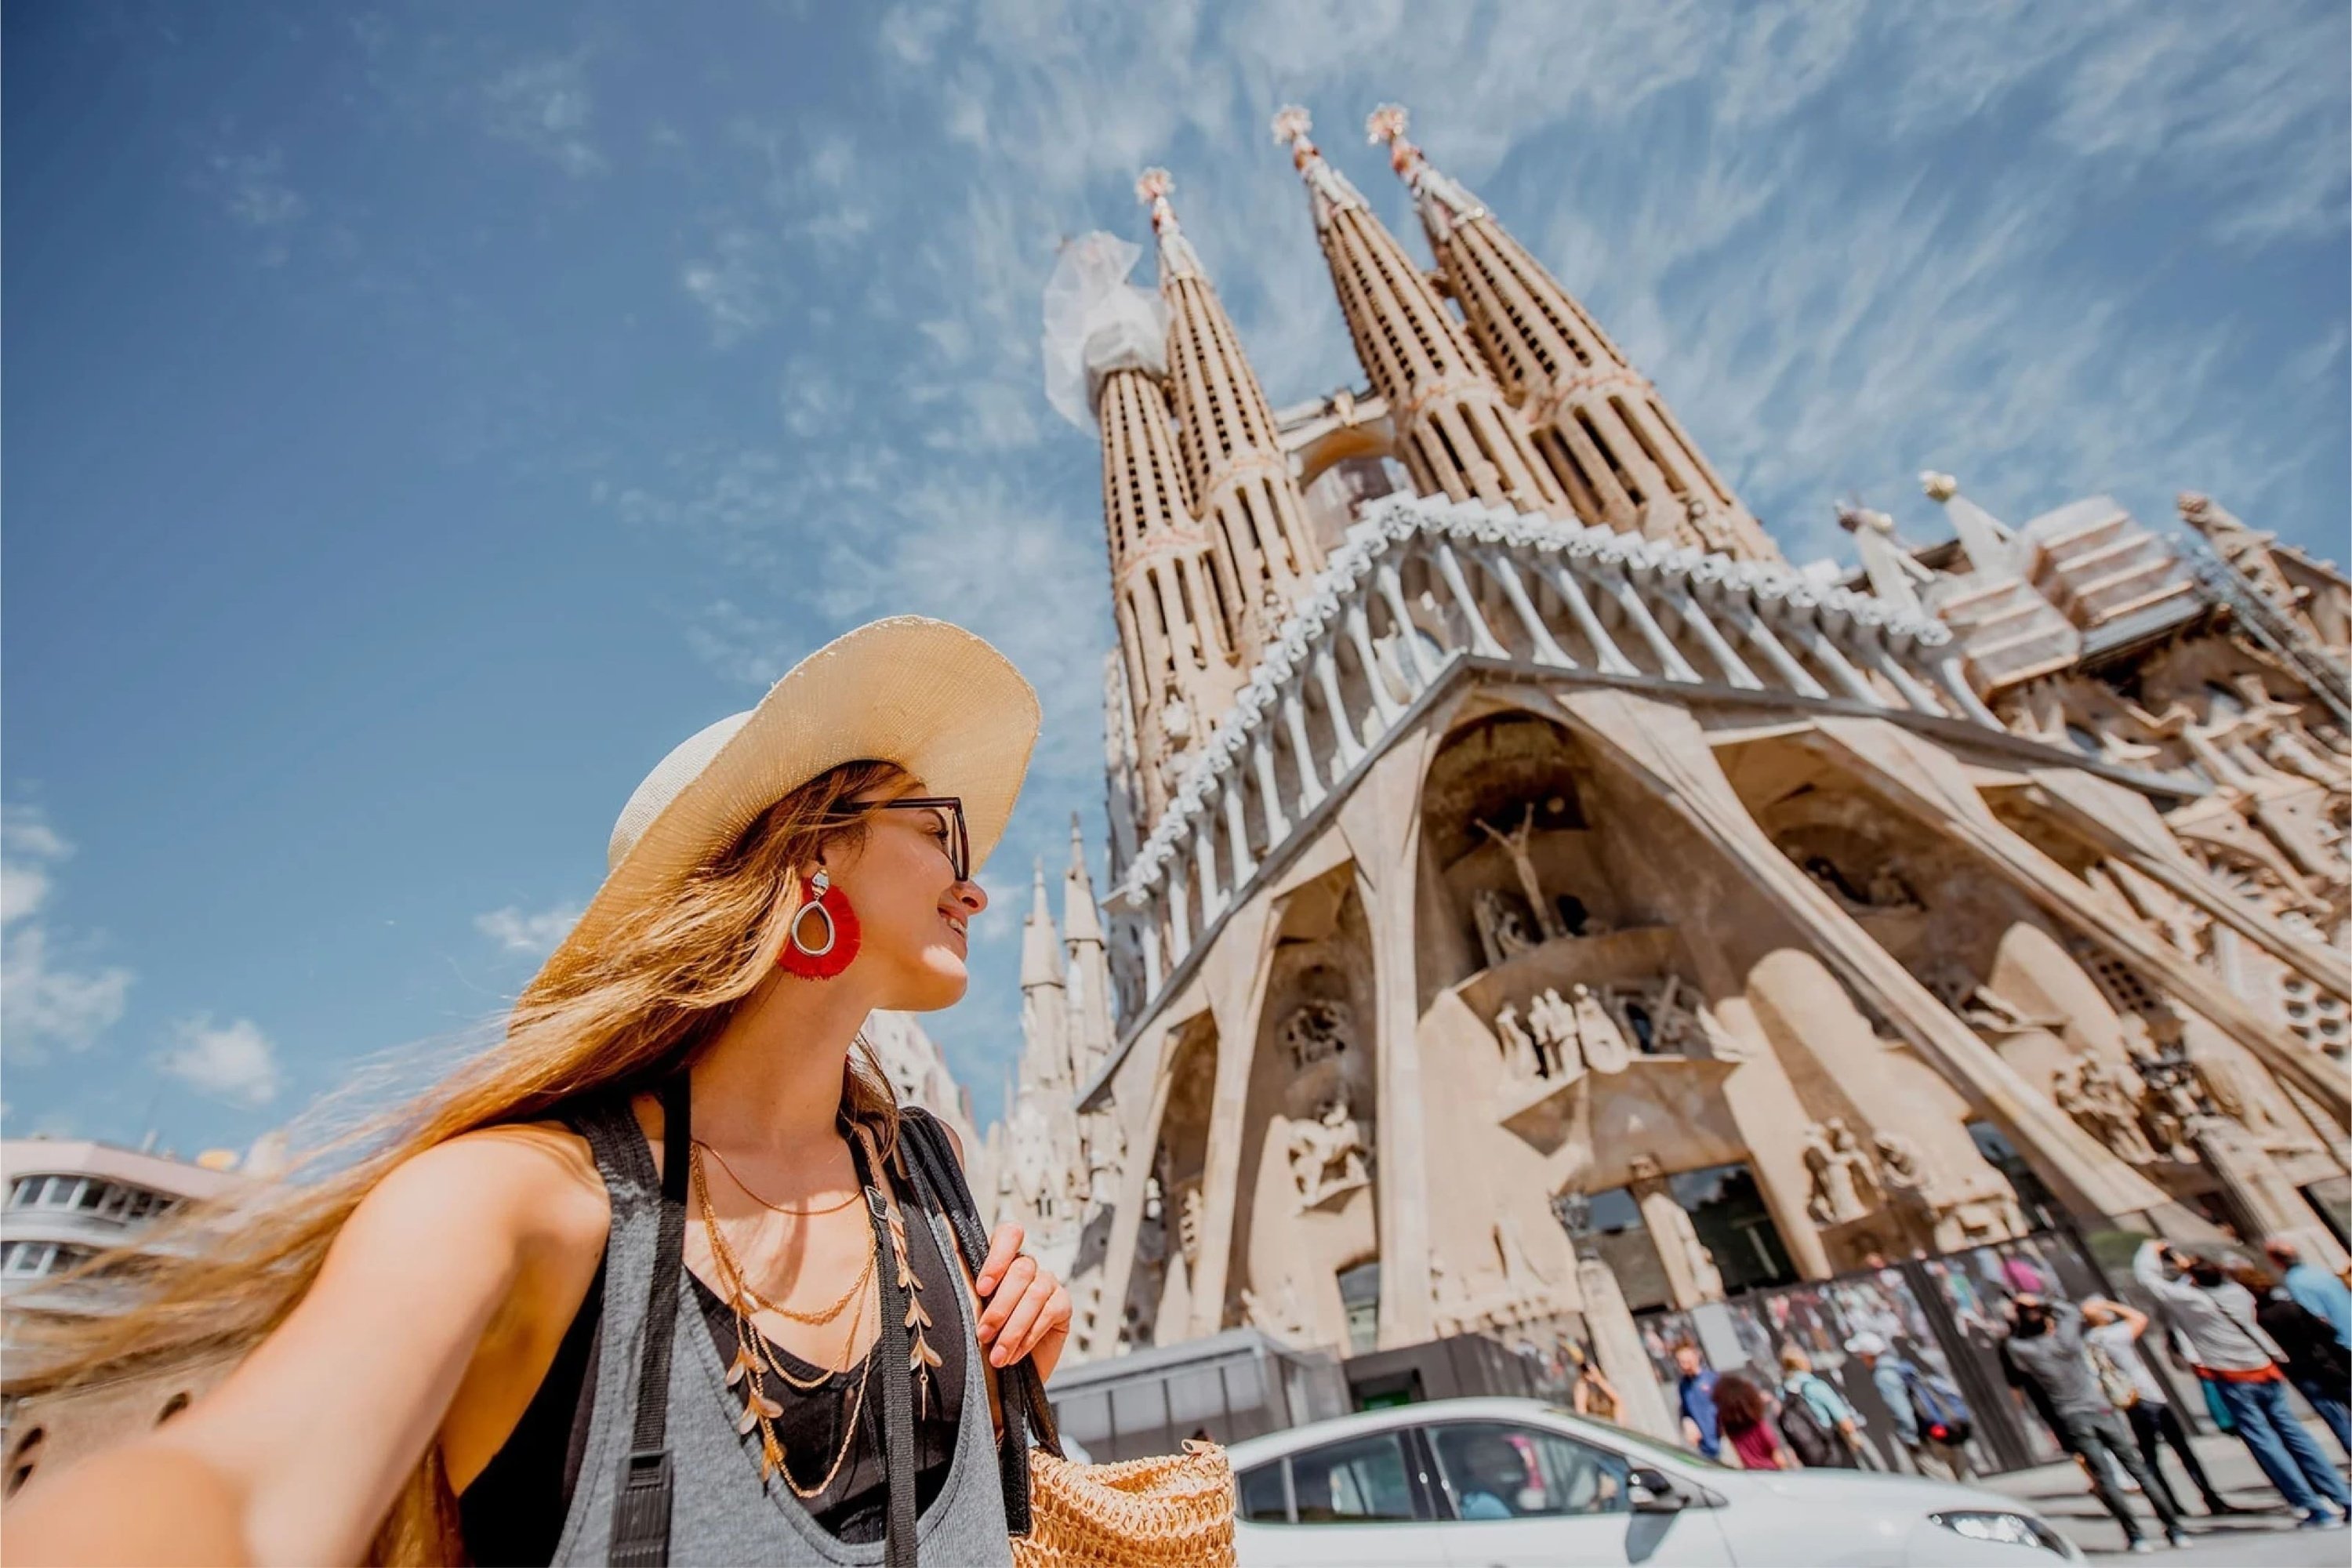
[1011,1439,1236,1568]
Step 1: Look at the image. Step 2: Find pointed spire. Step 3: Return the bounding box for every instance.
[1062,814,1105,946]
[1366,103,1486,243]
[1020,858,1065,989]
[1270,105,1567,521]
[1921,471,2016,577]
[1364,106,1774,557]
[1271,105,1369,227]
[1135,168,1205,284]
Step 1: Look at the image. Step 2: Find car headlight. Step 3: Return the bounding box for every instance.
[1928,1511,2071,1557]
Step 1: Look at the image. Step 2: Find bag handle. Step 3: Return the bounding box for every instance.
[610,1075,691,1568]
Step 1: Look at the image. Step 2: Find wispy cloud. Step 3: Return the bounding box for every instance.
[1,804,133,1062]
[202,146,306,265]
[474,902,585,956]
[157,1015,283,1106]
[484,53,606,178]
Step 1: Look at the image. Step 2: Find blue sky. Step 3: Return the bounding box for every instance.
[5,1,2346,1157]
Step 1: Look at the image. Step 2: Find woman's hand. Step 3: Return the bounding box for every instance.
[974,1222,1073,1383]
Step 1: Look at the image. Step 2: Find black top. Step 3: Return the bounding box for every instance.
[457,1152,966,1565]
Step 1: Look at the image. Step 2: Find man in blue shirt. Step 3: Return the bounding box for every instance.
[2267,1240,2352,1352]
[1847,1331,1973,1482]
[1673,1341,1721,1459]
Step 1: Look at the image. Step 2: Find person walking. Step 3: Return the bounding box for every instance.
[1999,1295,2187,1553]
[1846,1332,1975,1483]
[1673,1341,1722,1460]
[2137,1240,2350,1530]
[2268,1240,2352,1355]
[1714,1374,1795,1470]
[2080,1298,2243,1517]
[8,619,1080,1567]
[1777,1345,1864,1468]
[2237,1263,2352,1457]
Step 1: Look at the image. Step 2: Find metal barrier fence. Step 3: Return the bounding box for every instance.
[1635,1229,2183,1475]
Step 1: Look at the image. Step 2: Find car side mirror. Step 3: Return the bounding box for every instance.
[1629,1466,1686,1514]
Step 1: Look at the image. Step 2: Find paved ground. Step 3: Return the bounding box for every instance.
[1981,1417,2351,1561]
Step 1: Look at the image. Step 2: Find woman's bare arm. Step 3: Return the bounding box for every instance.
[7,1127,604,1567]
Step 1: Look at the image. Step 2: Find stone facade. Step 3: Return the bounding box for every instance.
[1004,101,2352,1427]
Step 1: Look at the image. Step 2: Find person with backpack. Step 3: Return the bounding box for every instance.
[2235,1261,2352,1457]
[1999,1295,2187,1553]
[2081,1298,2242,1517]
[1713,1374,1796,1469]
[2136,1240,2350,1530]
[1846,1331,1974,1482]
[1777,1345,1862,1468]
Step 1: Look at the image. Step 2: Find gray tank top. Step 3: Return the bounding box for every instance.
[550,1099,1012,1566]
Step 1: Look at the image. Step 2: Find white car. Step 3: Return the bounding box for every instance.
[1225,1396,2081,1566]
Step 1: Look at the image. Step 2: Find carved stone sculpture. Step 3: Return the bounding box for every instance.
[1804,1121,1871,1224]
[1866,864,1922,908]
[1177,1182,1206,1269]
[1572,982,1632,1074]
[1494,1000,1534,1073]
[1241,1279,1316,1345]
[1478,804,1567,941]
[1528,986,1582,1078]
[1287,1097,1371,1210]
[1279,999,1352,1072]
[2055,1057,2158,1164]
[1472,887,1538,969]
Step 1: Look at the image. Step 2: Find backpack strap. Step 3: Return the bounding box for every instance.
[850,1127,920,1568]
[895,1108,1061,1540]
[609,1075,691,1568]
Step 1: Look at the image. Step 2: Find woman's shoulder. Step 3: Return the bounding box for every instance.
[405,1116,611,1254]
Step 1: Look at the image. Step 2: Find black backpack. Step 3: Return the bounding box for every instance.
[1777,1388,1838,1468]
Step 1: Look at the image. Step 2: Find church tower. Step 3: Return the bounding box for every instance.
[1079,240,1247,825]
[1139,169,1326,654]
[1367,105,1775,561]
[1270,106,1568,520]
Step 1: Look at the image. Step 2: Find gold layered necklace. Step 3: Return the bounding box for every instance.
[691,1143,877,1495]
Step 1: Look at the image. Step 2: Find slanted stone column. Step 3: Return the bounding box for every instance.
[1547,688,2176,1229]
[1796,718,2347,1124]
[1577,1253,1677,1439]
[1334,727,1447,1347]
[1183,892,1279,1340]
[1087,1012,1184,1357]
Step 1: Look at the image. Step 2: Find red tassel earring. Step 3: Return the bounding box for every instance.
[779,868,859,979]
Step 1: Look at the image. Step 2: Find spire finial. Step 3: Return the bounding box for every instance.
[1271,104,1314,158]
[1366,103,1415,171]
[1134,165,1204,281]
[1271,103,1367,222]
[1365,102,1484,233]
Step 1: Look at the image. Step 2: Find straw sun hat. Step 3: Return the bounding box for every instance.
[538,615,1040,981]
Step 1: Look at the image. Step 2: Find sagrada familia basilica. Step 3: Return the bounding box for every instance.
[989,104,2351,1423]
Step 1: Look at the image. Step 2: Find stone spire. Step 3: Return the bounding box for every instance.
[1271,105,1567,519]
[1062,815,1116,1083]
[1367,104,1774,561]
[1071,236,1248,828]
[1019,858,1070,1093]
[1137,168,1326,656]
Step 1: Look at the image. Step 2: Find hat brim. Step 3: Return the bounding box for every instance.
[538,615,1040,986]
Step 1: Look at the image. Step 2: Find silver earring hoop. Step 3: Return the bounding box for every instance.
[791,868,837,956]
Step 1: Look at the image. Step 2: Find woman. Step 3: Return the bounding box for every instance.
[1713,1373,1796,1470]
[1566,1342,1621,1423]
[10,616,1072,1566]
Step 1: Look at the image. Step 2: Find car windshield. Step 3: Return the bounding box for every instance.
[1543,1408,1732,1472]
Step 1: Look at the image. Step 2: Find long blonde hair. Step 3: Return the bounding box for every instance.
[6,758,915,1562]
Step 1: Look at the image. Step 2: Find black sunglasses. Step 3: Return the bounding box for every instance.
[841,795,970,883]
